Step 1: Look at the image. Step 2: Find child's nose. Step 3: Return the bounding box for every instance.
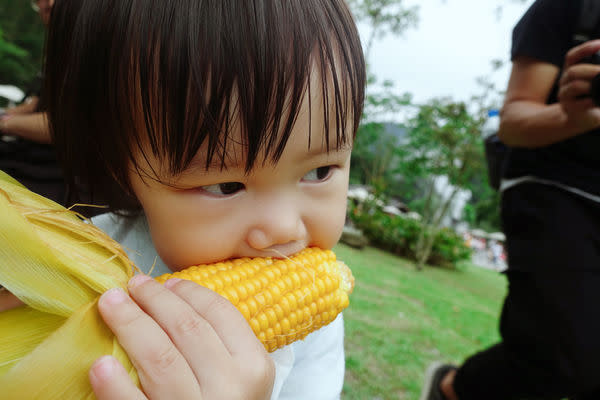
[246,197,306,251]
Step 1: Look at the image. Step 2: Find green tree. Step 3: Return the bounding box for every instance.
[347,0,419,61]
[397,99,486,269]
[350,121,399,197]
[461,61,507,233]
[0,0,45,90]
[463,183,501,232]
[0,27,28,88]
[350,75,412,197]
[346,0,417,194]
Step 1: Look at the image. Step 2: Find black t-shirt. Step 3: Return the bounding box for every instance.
[505,0,600,195]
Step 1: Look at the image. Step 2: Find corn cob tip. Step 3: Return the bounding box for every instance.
[337,261,354,295]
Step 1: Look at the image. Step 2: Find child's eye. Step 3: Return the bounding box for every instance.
[302,166,333,182]
[200,182,245,196]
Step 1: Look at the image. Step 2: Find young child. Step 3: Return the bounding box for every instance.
[4,0,365,398]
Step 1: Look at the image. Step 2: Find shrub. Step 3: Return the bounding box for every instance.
[429,227,473,268]
[349,200,471,268]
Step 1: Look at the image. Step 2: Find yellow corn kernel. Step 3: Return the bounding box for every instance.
[155,247,354,352]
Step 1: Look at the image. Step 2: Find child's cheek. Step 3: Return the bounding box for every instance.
[147,211,243,271]
[310,173,349,249]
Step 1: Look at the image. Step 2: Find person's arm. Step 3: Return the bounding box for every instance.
[4,96,40,116]
[0,112,51,143]
[499,40,600,148]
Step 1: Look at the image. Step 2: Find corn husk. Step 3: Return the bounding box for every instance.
[0,170,138,399]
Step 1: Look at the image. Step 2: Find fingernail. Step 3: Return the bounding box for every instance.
[100,287,128,306]
[128,274,152,289]
[90,356,115,382]
[164,278,183,289]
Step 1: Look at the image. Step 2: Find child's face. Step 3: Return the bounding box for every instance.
[129,90,353,271]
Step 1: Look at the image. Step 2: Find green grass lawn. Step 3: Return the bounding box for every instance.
[335,243,508,400]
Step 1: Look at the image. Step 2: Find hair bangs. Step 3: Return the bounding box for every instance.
[128,0,365,177]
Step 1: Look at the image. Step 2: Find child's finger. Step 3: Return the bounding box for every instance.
[165,278,267,358]
[127,275,233,384]
[89,356,146,400]
[165,279,275,398]
[97,286,202,399]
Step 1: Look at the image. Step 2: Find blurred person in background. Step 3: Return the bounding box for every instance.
[0,0,60,200]
[0,0,53,142]
[0,0,103,216]
[420,0,600,399]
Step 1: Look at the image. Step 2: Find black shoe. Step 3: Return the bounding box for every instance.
[419,362,457,400]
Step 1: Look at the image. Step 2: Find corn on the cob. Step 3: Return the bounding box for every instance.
[156,247,354,352]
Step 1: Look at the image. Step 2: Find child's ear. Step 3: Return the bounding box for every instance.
[0,289,23,312]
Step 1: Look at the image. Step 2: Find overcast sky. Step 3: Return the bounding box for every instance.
[359,0,536,105]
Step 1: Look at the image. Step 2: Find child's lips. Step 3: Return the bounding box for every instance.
[182,242,310,268]
[257,241,308,259]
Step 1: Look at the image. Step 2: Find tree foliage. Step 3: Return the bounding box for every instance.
[0,27,28,86]
[397,98,486,268]
[401,100,485,188]
[0,0,45,90]
[346,0,507,236]
[350,121,402,198]
[347,0,419,60]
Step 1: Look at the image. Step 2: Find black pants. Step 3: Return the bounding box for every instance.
[454,183,600,400]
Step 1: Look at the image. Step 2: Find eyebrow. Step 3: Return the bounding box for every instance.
[181,151,244,174]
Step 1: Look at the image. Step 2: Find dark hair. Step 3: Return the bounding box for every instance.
[44,0,365,213]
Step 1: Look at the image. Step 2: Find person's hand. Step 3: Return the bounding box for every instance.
[90,275,275,400]
[0,114,12,133]
[558,39,600,132]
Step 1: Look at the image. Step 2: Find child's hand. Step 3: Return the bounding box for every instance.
[90,275,275,400]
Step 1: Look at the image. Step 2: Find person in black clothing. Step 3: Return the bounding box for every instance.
[420,1,600,399]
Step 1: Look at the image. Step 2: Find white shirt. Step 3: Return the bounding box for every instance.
[92,213,346,400]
